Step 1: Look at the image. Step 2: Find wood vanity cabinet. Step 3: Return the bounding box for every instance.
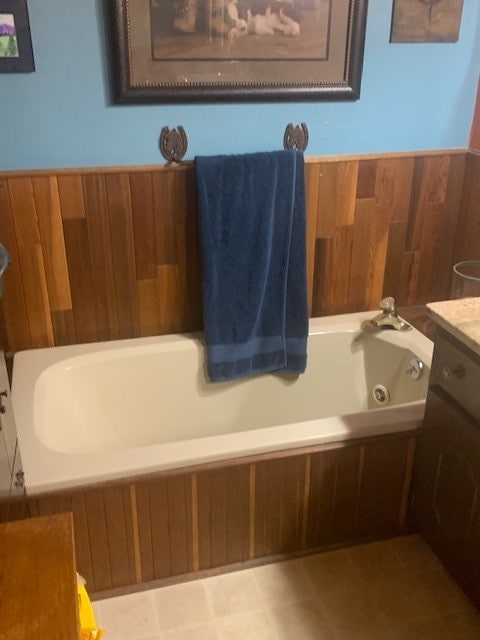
[412,329,480,607]
[0,513,81,639]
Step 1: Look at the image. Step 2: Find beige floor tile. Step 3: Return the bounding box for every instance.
[268,599,333,640]
[389,534,444,576]
[253,558,315,607]
[414,566,474,616]
[300,548,365,596]
[215,610,278,640]
[390,607,480,640]
[318,587,386,640]
[94,591,159,640]
[366,569,433,625]
[93,534,479,640]
[153,581,214,632]
[441,607,480,639]
[345,538,407,583]
[163,622,218,640]
[204,569,263,618]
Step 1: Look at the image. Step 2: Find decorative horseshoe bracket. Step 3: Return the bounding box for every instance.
[283,123,309,152]
[159,126,188,163]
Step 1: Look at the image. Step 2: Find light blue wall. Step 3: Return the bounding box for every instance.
[2,0,480,171]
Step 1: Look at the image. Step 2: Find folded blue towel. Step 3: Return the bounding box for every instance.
[195,150,308,382]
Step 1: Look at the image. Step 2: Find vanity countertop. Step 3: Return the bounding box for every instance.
[427,297,480,357]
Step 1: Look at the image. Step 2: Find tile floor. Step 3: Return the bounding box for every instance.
[93,535,480,640]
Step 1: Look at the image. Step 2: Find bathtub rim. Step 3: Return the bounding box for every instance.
[12,311,434,495]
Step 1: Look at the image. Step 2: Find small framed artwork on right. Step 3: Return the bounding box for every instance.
[390,0,465,43]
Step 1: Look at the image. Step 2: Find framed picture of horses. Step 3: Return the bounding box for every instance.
[109,0,368,103]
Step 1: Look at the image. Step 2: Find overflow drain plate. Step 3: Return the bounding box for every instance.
[372,384,390,405]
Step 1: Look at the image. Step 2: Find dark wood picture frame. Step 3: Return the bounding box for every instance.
[390,0,464,43]
[0,0,34,73]
[109,0,368,104]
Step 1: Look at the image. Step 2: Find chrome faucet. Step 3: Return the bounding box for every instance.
[370,297,411,331]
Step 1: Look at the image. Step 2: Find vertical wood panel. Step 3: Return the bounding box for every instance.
[152,172,178,265]
[136,474,193,581]
[62,218,97,344]
[347,198,374,311]
[0,179,31,350]
[357,436,411,538]
[356,160,377,199]
[102,485,137,588]
[105,173,140,339]
[166,474,194,576]
[454,153,480,263]
[430,154,466,301]
[83,174,119,341]
[57,175,86,219]
[7,178,40,246]
[17,244,54,347]
[382,221,409,304]
[83,490,112,592]
[380,157,414,222]
[335,161,358,226]
[197,466,250,570]
[315,163,338,237]
[305,164,320,313]
[129,172,157,279]
[137,279,159,337]
[51,309,76,346]
[156,264,180,334]
[306,446,363,548]
[33,177,72,311]
[254,455,306,558]
[176,221,202,331]
[330,225,354,314]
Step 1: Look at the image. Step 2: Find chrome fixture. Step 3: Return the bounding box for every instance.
[14,470,25,490]
[0,243,11,298]
[406,358,424,380]
[372,384,390,405]
[0,389,7,414]
[370,297,412,331]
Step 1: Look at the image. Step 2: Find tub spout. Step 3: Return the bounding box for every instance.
[370,297,412,331]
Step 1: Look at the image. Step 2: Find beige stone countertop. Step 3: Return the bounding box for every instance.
[427,298,480,357]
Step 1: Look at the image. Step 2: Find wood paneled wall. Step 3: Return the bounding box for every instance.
[0,150,476,353]
[28,431,416,595]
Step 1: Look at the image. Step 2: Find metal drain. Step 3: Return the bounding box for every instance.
[372,384,390,405]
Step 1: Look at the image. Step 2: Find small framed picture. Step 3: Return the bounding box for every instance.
[390,0,465,44]
[0,0,34,73]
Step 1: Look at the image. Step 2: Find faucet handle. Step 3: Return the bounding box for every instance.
[379,297,397,314]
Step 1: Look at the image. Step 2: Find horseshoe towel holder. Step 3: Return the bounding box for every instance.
[159,123,309,162]
[283,123,309,152]
[159,125,188,163]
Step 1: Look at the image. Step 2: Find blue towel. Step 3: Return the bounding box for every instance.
[195,150,308,383]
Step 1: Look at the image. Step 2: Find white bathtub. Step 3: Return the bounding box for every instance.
[12,311,433,494]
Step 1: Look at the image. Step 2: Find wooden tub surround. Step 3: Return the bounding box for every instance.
[28,431,417,597]
[0,149,478,354]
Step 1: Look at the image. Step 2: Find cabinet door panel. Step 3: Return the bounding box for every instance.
[413,387,480,606]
